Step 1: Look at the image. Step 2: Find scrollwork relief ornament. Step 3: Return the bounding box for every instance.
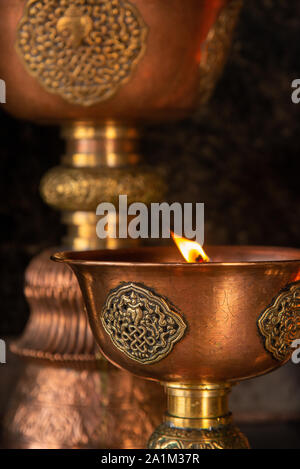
[148,423,250,449]
[16,0,148,106]
[101,283,187,364]
[258,281,300,361]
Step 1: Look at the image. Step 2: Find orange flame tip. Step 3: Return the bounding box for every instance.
[171,232,210,263]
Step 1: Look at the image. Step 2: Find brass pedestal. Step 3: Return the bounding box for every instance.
[4,124,165,449]
[148,384,249,449]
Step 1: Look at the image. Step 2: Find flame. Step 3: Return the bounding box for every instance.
[294,271,300,282]
[171,232,210,263]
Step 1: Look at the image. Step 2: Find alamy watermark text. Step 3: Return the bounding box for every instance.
[96,196,205,245]
[0,339,6,364]
[0,79,6,104]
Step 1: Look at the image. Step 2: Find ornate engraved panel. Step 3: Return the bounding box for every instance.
[16,0,148,106]
[101,283,187,364]
[40,166,166,211]
[258,281,300,361]
[148,423,250,449]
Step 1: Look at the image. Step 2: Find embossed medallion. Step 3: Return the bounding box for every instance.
[258,281,300,361]
[101,283,187,364]
[16,0,148,106]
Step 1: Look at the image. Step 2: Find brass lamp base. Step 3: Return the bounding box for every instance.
[148,384,250,450]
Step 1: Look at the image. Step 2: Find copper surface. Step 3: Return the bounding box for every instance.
[0,0,240,123]
[4,361,163,449]
[53,245,300,383]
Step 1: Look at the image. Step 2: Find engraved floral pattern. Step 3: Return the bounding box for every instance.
[148,423,250,449]
[101,283,187,364]
[258,281,300,361]
[16,0,148,106]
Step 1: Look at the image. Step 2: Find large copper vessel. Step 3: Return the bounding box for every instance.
[1,0,241,122]
[53,245,300,448]
[0,0,243,448]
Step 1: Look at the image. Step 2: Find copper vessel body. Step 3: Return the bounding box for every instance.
[0,0,241,123]
[54,245,300,383]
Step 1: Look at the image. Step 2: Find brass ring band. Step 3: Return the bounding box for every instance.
[165,413,232,430]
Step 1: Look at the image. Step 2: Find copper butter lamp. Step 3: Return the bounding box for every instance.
[53,244,300,449]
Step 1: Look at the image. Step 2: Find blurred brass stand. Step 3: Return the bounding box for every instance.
[4,122,165,448]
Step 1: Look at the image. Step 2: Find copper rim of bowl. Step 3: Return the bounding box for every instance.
[51,245,300,268]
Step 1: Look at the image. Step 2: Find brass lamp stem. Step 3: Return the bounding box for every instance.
[40,121,165,251]
[61,122,140,251]
[149,383,250,448]
[165,383,232,430]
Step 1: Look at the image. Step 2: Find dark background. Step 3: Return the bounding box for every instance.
[0,0,299,336]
